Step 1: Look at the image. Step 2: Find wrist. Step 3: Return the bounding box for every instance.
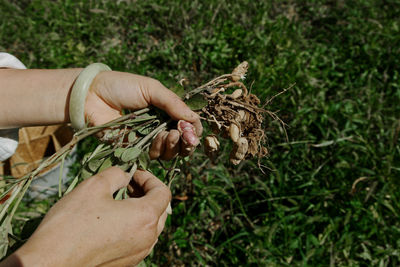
[69,63,111,130]
[12,243,50,267]
[13,242,75,267]
[55,68,83,125]
[0,68,82,128]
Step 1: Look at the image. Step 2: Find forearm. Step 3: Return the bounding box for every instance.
[0,68,82,128]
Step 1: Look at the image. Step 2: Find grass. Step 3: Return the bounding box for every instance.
[1,0,400,265]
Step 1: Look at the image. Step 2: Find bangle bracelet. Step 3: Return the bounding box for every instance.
[69,63,111,130]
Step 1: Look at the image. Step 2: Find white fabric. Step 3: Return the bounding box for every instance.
[0,52,26,161]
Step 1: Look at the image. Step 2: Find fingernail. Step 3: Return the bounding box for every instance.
[182,131,199,146]
[178,120,193,130]
[166,202,172,214]
[178,120,199,146]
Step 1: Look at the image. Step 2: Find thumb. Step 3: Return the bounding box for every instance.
[142,79,203,136]
[92,166,131,197]
[131,170,171,216]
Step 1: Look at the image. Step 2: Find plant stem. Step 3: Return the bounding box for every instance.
[0,182,24,223]
[7,179,32,222]
[167,156,180,188]
[58,153,66,198]
[183,74,233,99]
[136,122,167,148]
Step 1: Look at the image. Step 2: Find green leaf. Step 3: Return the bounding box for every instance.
[116,162,130,172]
[138,151,150,169]
[114,148,125,158]
[98,157,113,172]
[115,187,127,200]
[81,168,94,180]
[86,144,105,161]
[111,129,121,136]
[185,94,208,111]
[87,159,104,172]
[138,125,154,135]
[121,147,142,162]
[91,149,114,161]
[170,85,185,98]
[65,176,80,194]
[128,131,137,143]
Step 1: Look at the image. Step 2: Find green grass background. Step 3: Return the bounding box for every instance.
[1,0,400,266]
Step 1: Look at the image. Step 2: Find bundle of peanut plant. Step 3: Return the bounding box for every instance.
[0,61,284,257]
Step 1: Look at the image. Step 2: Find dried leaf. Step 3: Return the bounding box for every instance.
[0,220,11,258]
[311,140,335,148]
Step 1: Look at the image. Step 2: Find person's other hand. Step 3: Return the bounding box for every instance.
[85,71,203,160]
[13,167,171,267]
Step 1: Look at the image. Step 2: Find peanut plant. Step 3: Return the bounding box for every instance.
[0,62,282,257]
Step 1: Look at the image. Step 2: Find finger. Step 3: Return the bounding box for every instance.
[97,250,150,267]
[192,119,203,137]
[132,170,171,216]
[147,209,167,256]
[147,216,165,257]
[92,166,131,196]
[149,131,169,160]
[148,239,158,256]
[160,130,180,160]
[178,120,200,146]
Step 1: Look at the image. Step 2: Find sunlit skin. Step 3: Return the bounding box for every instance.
[0,68,202,266]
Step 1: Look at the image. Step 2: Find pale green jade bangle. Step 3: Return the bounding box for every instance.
[69,63,112,130]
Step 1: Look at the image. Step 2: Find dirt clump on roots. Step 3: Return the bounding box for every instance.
[198,61,279,165]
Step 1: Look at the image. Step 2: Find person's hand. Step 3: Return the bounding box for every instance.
[12,167,171,267]
[85,71,203,160]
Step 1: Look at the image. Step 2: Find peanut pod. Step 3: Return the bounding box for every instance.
[204,135,220,153]
[229,123,240,143]
[230,137,249,165]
